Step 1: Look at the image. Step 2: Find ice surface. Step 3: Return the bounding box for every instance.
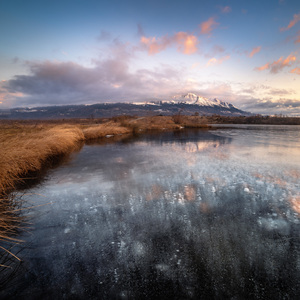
[1,126,300,299]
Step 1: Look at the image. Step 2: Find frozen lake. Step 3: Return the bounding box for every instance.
[1,125,300,299]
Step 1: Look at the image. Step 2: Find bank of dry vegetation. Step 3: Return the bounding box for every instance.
[205,114,300,125]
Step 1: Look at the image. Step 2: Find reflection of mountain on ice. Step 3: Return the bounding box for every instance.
[181,141,221,153]
[134,128,232,152]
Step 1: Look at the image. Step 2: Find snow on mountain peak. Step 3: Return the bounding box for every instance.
[171,93,236,109]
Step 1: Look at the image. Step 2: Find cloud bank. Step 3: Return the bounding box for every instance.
[1,54,191,107]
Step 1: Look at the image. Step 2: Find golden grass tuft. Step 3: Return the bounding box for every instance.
[0,125,84,195]
[180,116,210,128]
[82,121,132,140]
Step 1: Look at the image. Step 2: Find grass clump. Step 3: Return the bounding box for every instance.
[0,125,84,195]
[82,121,132,140]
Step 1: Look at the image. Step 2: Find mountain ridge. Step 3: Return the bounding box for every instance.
[0,93,251,119]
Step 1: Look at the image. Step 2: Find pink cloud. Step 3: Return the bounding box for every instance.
[140,36,171,55]
[280,12,300,31]
[255,53,297,73]
[255,63,269,71]
[141,32,198,55]
[0,81,25,106]
[249,46,261,58]
[200,17,219,35]
[173,32,198,54]
[207,55,230,66]
[290,67,300,75]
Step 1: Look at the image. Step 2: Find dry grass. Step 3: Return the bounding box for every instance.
[117,116,210,131]
[128,116,181,131]
[0,195,24,245]
[82,121,132,140]
[0,125,84,195]
[0,192,26,271]
[180,116,210,128]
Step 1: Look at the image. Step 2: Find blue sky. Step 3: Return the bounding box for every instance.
[1,0,300,115]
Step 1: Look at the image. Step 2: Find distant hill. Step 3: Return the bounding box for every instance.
[0,93,251,119]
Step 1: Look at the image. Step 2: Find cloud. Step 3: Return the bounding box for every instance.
[239,84,294,97]
[242,98,300,112]
[0,42,195,107]
[173,32,198,54]
[295,30,300,43]
[280,12,300,31]
[203,45,226,59]
[212,45,225,54]
[255,53,297,73]
[255,63,269,71]
[140,32,198,55]
[290,67,300,75]
[249,46,261,58]
[268,88,295,96]
[220,6,231,14]
[200,17,219,35]
[207,55,230,66]
[137,23,145,37]
[140,36,171,55]
[97,30,112,41]
[229,82,300,115]
[12,57,19,64]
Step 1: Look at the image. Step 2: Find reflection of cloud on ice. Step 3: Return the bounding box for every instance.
[258,218,290,235]
[289,197,300,215]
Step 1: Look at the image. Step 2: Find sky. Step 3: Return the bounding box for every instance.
[0,0,300,115]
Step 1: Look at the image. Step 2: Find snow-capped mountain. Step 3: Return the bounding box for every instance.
[2,93,251,119]
[170,93,237,109]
